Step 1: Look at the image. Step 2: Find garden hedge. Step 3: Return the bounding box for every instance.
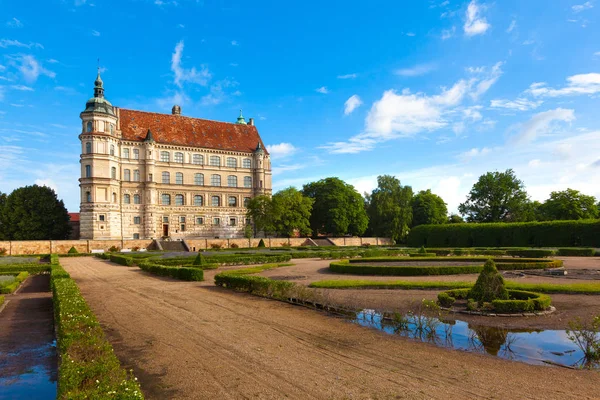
[137,261,204,281]
[506,249,555,258]
[437,288,551,313]
[556,248,595,257]
[109,254,134,267]
[0,295,4,307]
[0,264,49,275]
[0,272,29,294]
[408,219,600,247]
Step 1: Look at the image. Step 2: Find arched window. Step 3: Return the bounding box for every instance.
[85,165,91,178]
[194,173,204,186]
[175,152,184,163]
[175,194,184,205]
[110,145,115,156]
[194,195,203,206]
[192,154,203,165]
[228,196,237,207]
[242,158,252,168]
[133,170,140,182]
[160,151,170,162]
[209,156,220,166]
[211,174,221,186]
[176,172,183,184]
[244,176,252,188]
[123,148,130,159]
[162,172,170,184]
[111,167,116,179]
[161,194,171,205]
[227,175,237,187]
[86,121,92,132]
[124,169,131,181]
[124,194,131,204]
[110,124,114,134]
[226,157,237,168]
[112,192,117,203]
[85,191,91,202]
[211,195,220,207]
[85,142,92,154]
[134,194,141,204]
[133,149,140,160]
[244,197,251,207]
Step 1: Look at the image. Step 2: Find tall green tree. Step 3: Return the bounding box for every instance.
[458,169,530,222]
[302,177,368,236]
[447,214,464,224]
[271,187,313,237]
[365,175,413,242]
[0,185,71,240]
[538,189,599,220]
[245,195,274,236]
[412,189,448,226]
[0,191,6,240]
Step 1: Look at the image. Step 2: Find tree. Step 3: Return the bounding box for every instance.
[245,195,274,236]
[448,214,464,224]
[458,169,530,222]
[365,175,413,242]
[0,185,71,240]
[0,191,6,240]
[538,189,599,220]
[412,189,448,226]
[302,177,368,236]
[270,187,313,237]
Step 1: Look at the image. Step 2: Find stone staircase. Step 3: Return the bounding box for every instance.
[310,238,336,247]
[157,240,188,252]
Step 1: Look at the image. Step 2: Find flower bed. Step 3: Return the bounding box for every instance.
[437,288,552,314]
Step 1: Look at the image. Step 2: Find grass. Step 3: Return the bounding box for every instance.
[0,272,29,294]
[308,279,600,294]
[0,295,4,307]
[217,263,294,276]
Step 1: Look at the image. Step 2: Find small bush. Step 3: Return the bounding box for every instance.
[258,239,266,248]
[566,316,600,367]
[132,246,140,252]
[0,248,6,256]
[466,298,477,311]
[468,260,509,304]
[193,253,205,266]
[230,243,239,249]
[557,248,595,257]
[67,246,78,254]
[108,245,120,252]
[210,243,222,250]
[437,292,455,307]
[0,295,4,307]
[507,249,555,258]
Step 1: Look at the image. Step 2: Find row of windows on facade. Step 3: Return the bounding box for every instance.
[84,166,254,188]
[84,142,253,168]
[96,214,246,227]
[84,192,250,207]
[85,121,114,134]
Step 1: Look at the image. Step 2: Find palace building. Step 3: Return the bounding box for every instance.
[79,71,272,240]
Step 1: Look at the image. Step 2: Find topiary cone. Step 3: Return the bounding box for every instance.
[193,253,205,266]
[468,259,509,305]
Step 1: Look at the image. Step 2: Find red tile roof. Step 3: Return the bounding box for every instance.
[118,108,267,154]
[68,212,80,222]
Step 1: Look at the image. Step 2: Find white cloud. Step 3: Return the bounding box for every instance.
[395,63,436,77]
[6,18,23,28]
[272,164,306,175]
[406,32,416,37]
[315,86,329,94]
[463,106,482,121]
[266,143,297,159]
[459,147,491,161]
[157,90,190,109]
[10,84,33,91]
[572,1,593,12]
[177,23,185,28]
[14,55,55,83]
[47,59,59,64]
[464,0,490,36]
[0,39,43,49]
[490,98,542,111]
[91,30,100,37]
[0,86,4,101]
[510,108,575,144]
[441,26,456,40]
[171,40,211,88]
[506,20,516,33]
[231,40,239,46]
[469,61,503,99]
[200,78,238,106]
[337,73,357,79]
[344,95,363,115]
[526,73,600,97]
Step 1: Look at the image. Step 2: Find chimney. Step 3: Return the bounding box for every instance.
[172,105,181,115]
[248,118,254,126]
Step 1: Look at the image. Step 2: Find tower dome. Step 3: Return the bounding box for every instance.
[83,69,115,116]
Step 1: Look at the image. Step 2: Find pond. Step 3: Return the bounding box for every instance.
[352,310,598,369]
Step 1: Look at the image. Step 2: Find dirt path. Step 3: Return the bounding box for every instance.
[61,257,599,400]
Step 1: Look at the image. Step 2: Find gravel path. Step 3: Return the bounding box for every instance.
[62,257,599,400]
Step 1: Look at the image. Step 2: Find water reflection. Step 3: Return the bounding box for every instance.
[0,341,57,399]
[352,310,595,369]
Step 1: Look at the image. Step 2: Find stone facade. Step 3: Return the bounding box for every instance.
[78,72,271,240]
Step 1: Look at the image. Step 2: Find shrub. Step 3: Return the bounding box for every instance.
[468,260,509,304]
[137,261,204,281]
[0,295,4,307]
[466,298,477,311]
[566,316,600,367]
[132,246,140,252]
[557,248,595,257]
[193,253,205,266]
[0,248,6,256]
[230,243,239,249]
[258,239,266,248]
[437,292,455,307]
[330,260,484,276]
[67,246,78,254]
[409,253,436,257]
[506,249,554,258]
[215,273,294,300]
[210,243,222,250]
[109,254,134,267]
[108,245,120,252]
[0,272,28,294]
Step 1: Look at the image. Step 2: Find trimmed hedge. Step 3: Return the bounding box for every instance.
[556,248,595,257]
[109,254,134,267]
[0,295,4,307]
[438,288,551,313]
[0,264,50,275]
[506,249,554,258]
[349,256,563,269]
[137,261,204,281]
[408,219,600,248]
[409,253,436,257]
[0,271,29,294]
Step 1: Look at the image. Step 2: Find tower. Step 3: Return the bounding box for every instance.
[252,141,272,196]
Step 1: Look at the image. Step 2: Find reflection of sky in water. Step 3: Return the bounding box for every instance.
[353,311,593,368]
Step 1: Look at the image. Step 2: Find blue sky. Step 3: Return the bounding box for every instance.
[1,0,600,213]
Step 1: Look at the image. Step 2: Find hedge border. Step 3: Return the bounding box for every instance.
[137,260,204,281]
[214,264,295,299]
[438,288,552,313]
[0,271,29,294]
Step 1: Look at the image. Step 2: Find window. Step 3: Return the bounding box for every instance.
[242,158,252,168]
[85,165,91,178]
[194,173,204,186]
[211,196,220,207]
[110,145,115,156]
[211,174,221,186]
[110,124,114,134]
[192,154,203,165]
[133,170,140,182]
[133,216,141,224]
[209,156,220,166]
[260,180,263,188]
[133,149,139,160]
[180,224,186,232]
[229,218,236,226]
[163,216,169,223]
[176,172,183,185]
[194,195,203,206]
[162,172,170,184]
[134,194,141,204]
[111,167,117,179]
[229,196,237,207]
[160,151,170,162]
[86,121,93,132]
[175,194,184,206]
[85,191,91,202]
[124,194,131,204]
[112,192,117,203]
[124,169,131,181]
[133,233,140,239]
[213,217,220,225]
[244,176,252,188]
[227,175,238,187]
[175,152,184,163]
[161,194,171,205]
[196,217,204,225]
[226,157,237,168]
[99,215,105,221]
[180,216,186,223]
[123,148,130,159]
[243,197,251,207]
[85,142,92,154]
[149,173,153,182]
